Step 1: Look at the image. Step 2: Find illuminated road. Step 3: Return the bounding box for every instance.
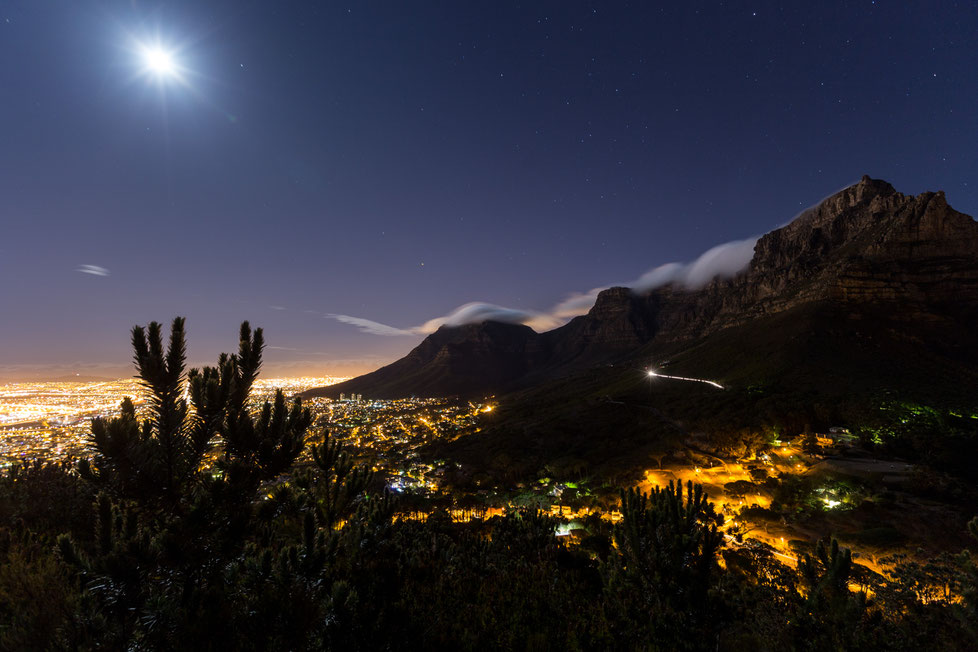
[648,370,724,389]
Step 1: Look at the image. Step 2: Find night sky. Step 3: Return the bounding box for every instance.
[1,2,976,380]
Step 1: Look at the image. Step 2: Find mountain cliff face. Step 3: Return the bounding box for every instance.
[304,177,978,399]
[540,287,659,366]
[620,175,978,342]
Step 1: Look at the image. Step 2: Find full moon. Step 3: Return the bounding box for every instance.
[142,46,177,76]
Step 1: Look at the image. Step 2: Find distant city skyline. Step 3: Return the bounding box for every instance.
[2,2,976,381]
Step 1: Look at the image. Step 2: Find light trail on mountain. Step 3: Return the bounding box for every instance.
[648,370,724,390]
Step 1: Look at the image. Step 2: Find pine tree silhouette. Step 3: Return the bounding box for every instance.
[58,318,334,648]
[79,318,310,505]
[605,480,724,648]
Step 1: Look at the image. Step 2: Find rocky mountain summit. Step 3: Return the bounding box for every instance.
[603,175,978,344]
[305,177,978,400]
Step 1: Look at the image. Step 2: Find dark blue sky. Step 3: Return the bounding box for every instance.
[1,1,975,379]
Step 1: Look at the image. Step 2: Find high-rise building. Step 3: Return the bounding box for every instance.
[339,393,345,401]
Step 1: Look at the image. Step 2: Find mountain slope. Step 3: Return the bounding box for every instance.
[305,321,543,399]
[431,299,978,483]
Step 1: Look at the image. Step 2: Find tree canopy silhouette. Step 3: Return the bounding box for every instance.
[79,318,309,506]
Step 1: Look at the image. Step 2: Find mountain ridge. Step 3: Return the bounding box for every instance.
[303,176,978,400]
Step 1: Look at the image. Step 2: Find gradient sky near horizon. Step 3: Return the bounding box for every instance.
[1,1,976,380]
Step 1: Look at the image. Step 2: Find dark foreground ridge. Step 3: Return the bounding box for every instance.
[5,317,978,650]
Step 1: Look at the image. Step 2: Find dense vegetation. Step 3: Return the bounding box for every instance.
[1,319,977,650]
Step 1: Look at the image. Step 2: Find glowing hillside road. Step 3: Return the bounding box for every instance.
[648,370,724,390]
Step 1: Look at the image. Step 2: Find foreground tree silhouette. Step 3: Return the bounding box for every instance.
[78,318,308,505]
[604,481,725,650]
[56,318,378,649]
[791,538,871,650]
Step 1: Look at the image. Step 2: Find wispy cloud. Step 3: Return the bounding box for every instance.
[550,287,607,320]
[416,302,562,334]
[77,264,110,277]
[328,302,564,338]
[631,237,758,292]
[549,236,759,320]
[328,314,415,336]
[329,234,760,337]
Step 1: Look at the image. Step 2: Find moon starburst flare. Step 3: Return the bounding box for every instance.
[135,41,184,83]
[143,46,176,76]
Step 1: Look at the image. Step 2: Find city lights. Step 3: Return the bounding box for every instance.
[0,377,345,465]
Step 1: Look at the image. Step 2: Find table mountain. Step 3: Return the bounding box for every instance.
[303,176,978,401]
